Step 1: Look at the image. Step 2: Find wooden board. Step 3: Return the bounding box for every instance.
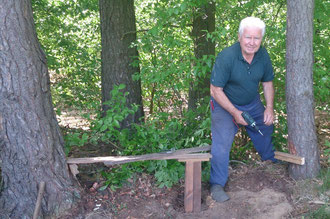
[103,153,211,166]
[274,151,305,165]
[67,146,212,165]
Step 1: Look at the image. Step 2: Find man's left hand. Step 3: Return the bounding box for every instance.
[264,107,274,126]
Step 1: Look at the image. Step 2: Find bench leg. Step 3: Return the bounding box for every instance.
[184,161,201,213]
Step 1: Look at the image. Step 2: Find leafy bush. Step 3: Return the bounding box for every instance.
[148,160,185,188]
[100,164,134,191]
[88,84,138,145]
[64,132,88,156]
[63,85,211,189]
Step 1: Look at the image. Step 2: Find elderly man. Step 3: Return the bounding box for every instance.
[209,17,277,202]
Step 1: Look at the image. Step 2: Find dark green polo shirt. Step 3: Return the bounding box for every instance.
[210,42,274,105]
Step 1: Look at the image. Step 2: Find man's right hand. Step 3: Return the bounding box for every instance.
[232,110,248,126]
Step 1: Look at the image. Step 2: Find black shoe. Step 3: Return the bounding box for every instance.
[210,184,230,202]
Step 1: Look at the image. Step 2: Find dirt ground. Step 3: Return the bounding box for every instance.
[59,160,328,219]
[58,110,329,219]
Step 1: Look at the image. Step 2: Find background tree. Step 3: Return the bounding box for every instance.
[99,0,144,129]
[286,0,320,179]
[0,1,79,217]
[188,0,215,111]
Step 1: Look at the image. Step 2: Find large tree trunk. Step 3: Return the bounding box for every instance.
[0,1,79,218]
[99,0,144,129]
[286,0,320,179]
[188,1,215,111]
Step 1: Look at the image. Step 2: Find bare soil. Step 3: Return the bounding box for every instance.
[59,157,328,219]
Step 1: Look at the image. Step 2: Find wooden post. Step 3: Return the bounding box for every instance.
[193,161,201,212]
[181,159,206,213]
[184,161,194,213]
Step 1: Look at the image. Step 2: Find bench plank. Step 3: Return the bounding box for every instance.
[67,146,212,165]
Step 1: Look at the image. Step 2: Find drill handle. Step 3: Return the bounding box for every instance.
[241,111,264,136]
[241,111,254,125]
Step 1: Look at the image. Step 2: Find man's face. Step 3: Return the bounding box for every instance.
[238,26,263,57]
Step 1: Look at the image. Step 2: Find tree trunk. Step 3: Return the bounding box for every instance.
[286,0,320,179]
[0,1,79,218]
[99,0,144,129]
[188,1,215,111]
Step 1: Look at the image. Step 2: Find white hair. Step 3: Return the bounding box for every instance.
[238,17,266,37]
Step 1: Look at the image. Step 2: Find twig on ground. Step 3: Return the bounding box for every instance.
[33,181,46,219]
[308,200,327,205]
[229,160,247,165]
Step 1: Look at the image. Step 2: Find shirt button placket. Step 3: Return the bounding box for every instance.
[247,66,251,75]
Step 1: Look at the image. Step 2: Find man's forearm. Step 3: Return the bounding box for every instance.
[262,81,274,109]
[210,84,238,116]
[262,81,275,125]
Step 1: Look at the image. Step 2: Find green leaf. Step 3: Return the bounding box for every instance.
[100,124,107,132]
[98,185,109,191]
[118,84,126,90]
[81,133,89,141]
[113,120,120,128]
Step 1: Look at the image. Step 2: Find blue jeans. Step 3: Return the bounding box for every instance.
[209,95,276,187]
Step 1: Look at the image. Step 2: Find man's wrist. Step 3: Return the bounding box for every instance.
[229,108,240,117]
[265,105,274,110]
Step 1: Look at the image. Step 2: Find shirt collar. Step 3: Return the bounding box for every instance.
[236,42,263,64]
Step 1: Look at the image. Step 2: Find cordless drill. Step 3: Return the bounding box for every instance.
[241,111,264,136]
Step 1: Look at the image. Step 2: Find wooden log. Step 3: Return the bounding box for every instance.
[274,151,305,165]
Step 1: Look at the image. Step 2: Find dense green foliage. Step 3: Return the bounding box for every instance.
[32,0,328,188]
[32,0,101,110]
[313,0,329,107]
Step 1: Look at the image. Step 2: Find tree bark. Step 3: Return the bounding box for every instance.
[0,1,79,218]
[286,0,320,179]
[99,0,144,129]
[188,1,215,111]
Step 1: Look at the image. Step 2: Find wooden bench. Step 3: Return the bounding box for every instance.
[67,145,212,213]
[67,145,304,213]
